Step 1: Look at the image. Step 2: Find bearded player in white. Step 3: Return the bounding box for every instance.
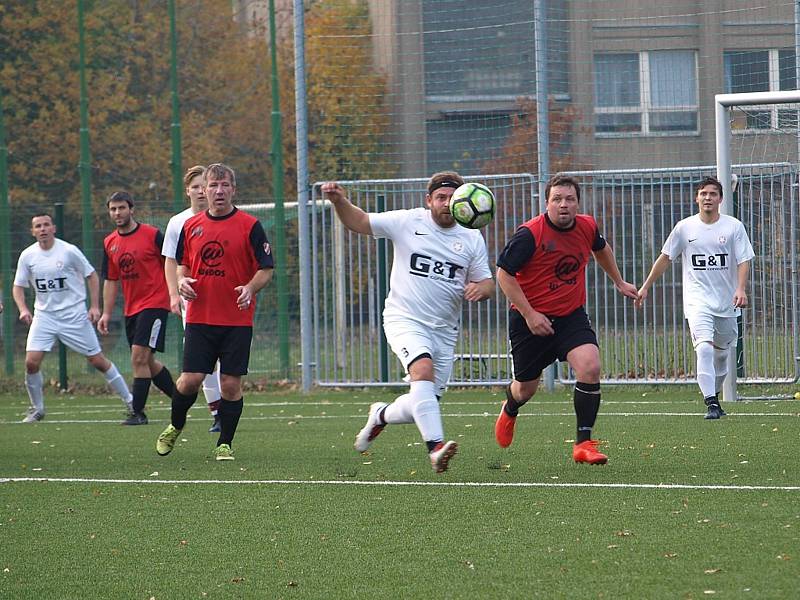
[636,176,754,419]
[322,172,494,473]
[162,165,223,432]
[12,213,132,422]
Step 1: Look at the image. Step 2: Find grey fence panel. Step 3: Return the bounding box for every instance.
[310,166,799,388]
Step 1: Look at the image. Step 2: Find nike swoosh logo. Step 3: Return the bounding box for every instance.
[688,238,697,242]
[414,231,429,236]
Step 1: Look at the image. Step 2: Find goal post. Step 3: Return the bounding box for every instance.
[715,90,800,402]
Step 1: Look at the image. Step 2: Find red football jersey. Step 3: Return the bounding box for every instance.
[103,223,170,316]
[509,214,602,317]
[177,208,273,326]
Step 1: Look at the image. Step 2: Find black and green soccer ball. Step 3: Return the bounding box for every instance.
[449,182,495,229]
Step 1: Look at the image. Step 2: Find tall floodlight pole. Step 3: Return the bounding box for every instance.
[0,85,13,374]
[293,0,313,392]
[168,0,184,368]
[269,0,290,377]
[168,0,183,212]
[534,0,554,391]
[77,0,94,262]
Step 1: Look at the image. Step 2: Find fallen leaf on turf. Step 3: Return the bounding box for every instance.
[615,530,632,537]
[704,568,721,574]
[664,553,678,558]
[231,577,245,583]
[179,540,188,546]
[362,461,372,465]
[149,472,159,477]
[287,581,297,587]
[607,544,618,549]
[31,441,41,445]
[776,554,791,560]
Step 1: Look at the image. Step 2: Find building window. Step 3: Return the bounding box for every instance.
[724,49,798,130]
[593,50,698,136]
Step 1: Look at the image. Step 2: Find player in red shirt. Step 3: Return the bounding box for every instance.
[494,174,638,464]
[155,163,274,461]
[99,191,175,425]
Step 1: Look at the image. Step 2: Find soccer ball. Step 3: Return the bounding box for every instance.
[449,182,495,229]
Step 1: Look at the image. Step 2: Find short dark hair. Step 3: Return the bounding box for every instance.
[545,173,581,202]
[184,165,206,187]
[204,163,236,187]
[31,213,54,225]
[427,171,464,195]
[696,176,723,199]
[107,191,134,208]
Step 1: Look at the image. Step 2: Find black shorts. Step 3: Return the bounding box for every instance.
[509,306,598,382]
[125,308,169,352]
[183,323,253,376]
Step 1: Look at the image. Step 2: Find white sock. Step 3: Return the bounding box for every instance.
[202,367,221,407]
[25,371,45,413]
[103,362,132,404]
[695,343,716,399]
[382,393,415,424]
[408,380,443,443]
[714,348,729,396]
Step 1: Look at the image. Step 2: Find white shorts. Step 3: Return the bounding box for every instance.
[383,317,458,396]
[26,310,102,356]
[687,312,738,349]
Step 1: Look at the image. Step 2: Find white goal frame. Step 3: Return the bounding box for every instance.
[715,89,800,401]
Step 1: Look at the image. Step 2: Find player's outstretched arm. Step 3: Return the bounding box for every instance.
[235,268,274,311]
[86,271,102,324]
[12,285,32,325]
[592,245,638,301]
[634,253,672,309]
[733,260,751,308]
[464,278,494,302]
[321,182,372,235]
[497,268,554,336]
[164,257,182,315]
[98,279,119,335]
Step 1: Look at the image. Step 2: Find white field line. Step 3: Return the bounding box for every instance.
[2,412,800,425]
[1,411,799,425]
[2,400,721,410]
[0,476,798,491]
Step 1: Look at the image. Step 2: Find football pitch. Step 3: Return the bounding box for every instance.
[2,386,799,599]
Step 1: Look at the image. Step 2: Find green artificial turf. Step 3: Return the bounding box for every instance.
[1,386,798,599]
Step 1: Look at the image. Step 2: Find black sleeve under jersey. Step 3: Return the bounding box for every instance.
[496,227,536,275]
[154,229,165,253]
[249,221,275,269]
[175,229,186,266]
[592,227,606,252]
[101,248,111,280]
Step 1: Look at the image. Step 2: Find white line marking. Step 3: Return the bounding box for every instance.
[1,476,797,491]
[2,411,797,425]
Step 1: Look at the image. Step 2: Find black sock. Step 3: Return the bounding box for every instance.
[131,377,151,413]
[504,384,522,417]
[152,366,175,398]
[704,395,719,407]
[425,440,442,452]
[574,381,601,443]
[171,388,198,430]
[217,398,244,447]
[376,405,387,426]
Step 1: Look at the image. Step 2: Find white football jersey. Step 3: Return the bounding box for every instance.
[14,239,96,315]
[162,207,195,259]
[661,214,755,318]
[369,207,492,329]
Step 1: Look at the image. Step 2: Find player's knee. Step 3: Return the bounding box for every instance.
[574,360,601,383]
[87,354,110,371]
[130,347,151,368]
[177,373,204,395]
[24,359,40,374]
